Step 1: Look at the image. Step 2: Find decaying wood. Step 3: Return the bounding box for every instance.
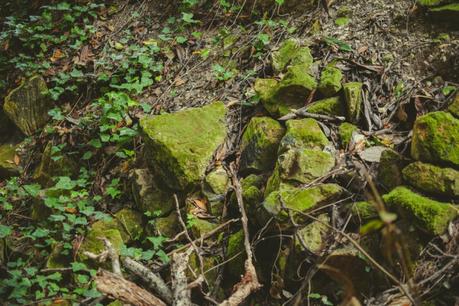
[171,248,193,306]
[123,257,173,305]
[94,269,167,306]
[218,164,261,306]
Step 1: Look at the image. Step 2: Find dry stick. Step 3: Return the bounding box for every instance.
[95,269,167,306]
[83,238,122,276]
[122,257,173,305]
[172,248,194,306]
[218,164,261,306]
[278,109,346,122]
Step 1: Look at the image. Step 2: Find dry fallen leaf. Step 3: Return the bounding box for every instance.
[50,48,64,62]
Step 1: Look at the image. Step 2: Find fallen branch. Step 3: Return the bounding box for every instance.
[83,238,121,276]
[218,164,261,306]
[123,257,173,304]
[94,269,167,306]
[172,248,194,306]
[278,109,346,122]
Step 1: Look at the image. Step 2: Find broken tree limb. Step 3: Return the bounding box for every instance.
[123,257,173,305]
[218,164,261,306]
[278,109,346,122]
[172,248,193,306]
[94,269,167,306]
[83,237,122,276]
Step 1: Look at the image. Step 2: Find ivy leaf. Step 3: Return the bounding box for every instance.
[0,224,12,238]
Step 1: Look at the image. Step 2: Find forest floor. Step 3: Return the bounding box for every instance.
[0,0,458,305]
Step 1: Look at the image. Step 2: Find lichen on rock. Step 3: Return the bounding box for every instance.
[203,166,230,215]
[3,75,52,136]
[410,111,459,168]
[240,116,285,174]
[140,102,227,190]
[295,213,330,254]
[383,186,457,235]
[402,161,459,198]
[343,82,363,123]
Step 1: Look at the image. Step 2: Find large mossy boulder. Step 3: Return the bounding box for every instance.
[343,82,363,123]
[239,117,285,174]
[271,39,313,73]
[279,118,329,153]
[140,102,227,190]
[305,96,345,117]
[263,183,343,222]
[33,143,78,188]
[131,168,174,217]
[383,186,457,235]
[411,111,459,168]
[402,162,459,198]
[0,143,20,179]
[318,66,343,97]
[3,76,52,136]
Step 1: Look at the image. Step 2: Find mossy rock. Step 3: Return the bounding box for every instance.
[272,39,313,73]
[350,201,378,221]
[279,118,329,153]
[239,116,285,174]
[338,122,358,148]
[187,252,220,286]
[238,0,315,13]
[306,96,345,117]
[263,183,343,222]
[448,93,459,118]
[276,148,335,184]
[295,213,330,254]
[272,65,317,116]
[190,218,219,239]
[318,66,343,97]
[0,142,20,179]
[226,230,246,280]
[3,76,52,136]
[402,162,459,198]
[377,149,406,191]
[46,243,70,269]
[0,110,14,143]
[417,0,446,6]
[343,82,363,123]
[78,228,124,264]
[429,3,459,23]
[33,142,78,188]
[131,168,174,217]
[383,186,457,235]
[203,166,230,216]
[411,111,459,168]
[91,208,145,242]
[140,102,227,191]
[150,212,181,239]
[230,174,265,225]
[254,78,279,116]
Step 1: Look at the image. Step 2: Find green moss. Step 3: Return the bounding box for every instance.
[274,65,317,116]
[383,186,457,235]
[338,122,358,148]
[78,229,124,264]
[296,214,330,254]
[203,166,230,215]
[318,66,343,97]
[191,218,218,238]
[240,116,285,174]
[152,212,181,238]
[3,75,52,136]
[280,118,329,153]
[350,201,378,220]
[335,17,350,26]
[343,82,363,123]
[254,78,279,116]
[377,149,405,191]
[33,142,78,188]
[140,102,227,190]
[277,148,335,184]
[306,96,345,116]
[430,3,459,11]
[263,183,343,221]
[402,162,458,198]
[46,243,69,269]
[226,230,245,279]
[0,143,20,179]
[91,208,144,242]
[411,111,459,168]
[417,0,444,6]
[131,168,174,216]
[272,39,313,72]
[448,93,459,118]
